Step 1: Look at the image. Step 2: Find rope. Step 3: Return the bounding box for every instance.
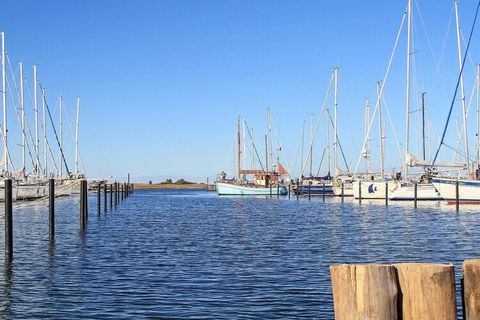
[432,0,480,165]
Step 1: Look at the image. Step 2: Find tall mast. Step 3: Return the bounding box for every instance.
[20,62,26,176]
[365,98,370,173]
[404,0,412,178]
[1,32,8,173]
[301,120,305,177]
[242,119,246,170]
[59,95,63,178]
[310,113,314,176]
[267,108,272,172]
[33,65,39,175]
[42,87,47,177]
[326,109,331,177]
[251,128,255,170]
[477,64,480,170]
[75,97,80,177]
[377,81,385,180]
[454,0,470,174]
[421,92,427,161]
[237,116,241,181]
[333,67,339,179]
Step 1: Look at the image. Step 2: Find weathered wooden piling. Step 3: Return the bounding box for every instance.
[5,179,13,261]
[463,259,480,319]
[394,263,456,319]
[308,181,312,201]
[385,182,389,206]
[358,181,362,204]
[109,184,113,209]
[341,182,344,202]
[80,179,87,228]
[276,184,279,198]
[414,182,418,208]
[322,183,326,202]
[104,183,107,212]
[288,183,291,200]
[121,183,124,201]
[456,180,460,211]
[330,264,399,320]
[330,263,457,319]
[97,183,101,213]
[296,179,299,200]
[114,182,118,208]
[49,178,55,241]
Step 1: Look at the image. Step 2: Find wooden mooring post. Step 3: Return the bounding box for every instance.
[104,183,107,212]
[288,183,291,200]
[330,262,457,319]
[456,180,460,211]
[463,259,480,319]
[97,183,101,213]
[49,178,55,241]
[109,184,113,209]
[121,183,124,201]
[385,182,389,206]
[296,179,299,200]
[414,182,418,208]
[341,182,344,202]
[5,179,13,261]
[322,183,326,202]
[80,179,88,228]
[308,181,312,201]
[358,181,362,204]
[114,182,118,208]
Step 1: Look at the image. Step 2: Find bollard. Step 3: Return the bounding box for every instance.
[330,264,399,320]
[358,181,362,204]
[114,182,118,208]
[104,183,107,212]
[5,179,13,261]
[463,259,480,319]
[80,180,86,228]
[296,179,300,200]
[385,182,389,206]
[414,182,418,208]
[308,182,311,201]
[456,180,460,211]
[49,179,55,241]
[394,263,456,319]
[97,183,101,213]
[109,184,113,209]
[322,183,326,202]
[341,182,344,202]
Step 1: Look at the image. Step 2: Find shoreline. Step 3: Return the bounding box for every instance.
[133,183,209,190]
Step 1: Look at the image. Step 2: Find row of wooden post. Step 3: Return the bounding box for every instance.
[330,261,480,319]
[4,178,135,260]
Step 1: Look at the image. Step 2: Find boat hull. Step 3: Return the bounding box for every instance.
[431,178,480,203]
[353,181,398,199]
[332,183,354,197]
[216,182,288,196]
[388,183,443,201]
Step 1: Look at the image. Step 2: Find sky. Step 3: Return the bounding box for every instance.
[1,0,480,182]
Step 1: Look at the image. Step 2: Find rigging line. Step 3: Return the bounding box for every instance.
[244,120,265,173]
[23,76,43,172]
[5,70,36,170]
[415,0,453,102]
[456,76,478,144]
[443,142,476,163]
[270,111,292,176]
[353,7,407,176]
[315,147,326,177]
[382,95,405,166]
[300,72,335,177]
[432,0,480,165]
[38,82,71,176]
[6,55,39,170]
[460,26,478,73]
[326,110,350,172]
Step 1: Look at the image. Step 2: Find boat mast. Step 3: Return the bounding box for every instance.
[42,87,47,177]
[477,64,480,171]
[333,67,339,179]
[242,119,246,170]
[267,108,272,172]
[251,127,255,170]
[454,0,470,174]
[421,92,427,161]
[404,0,412,178]
[59,95,63,178]
[326,109,331,177]
[237,115,241,181]
[377,81,385,180]
[1,32,8,173]
[364,97,370,174]
[20,62,26,177]
[310,113,314,176]
[301,120,305,178]
[75,96,80,177]
[33,65,39,175]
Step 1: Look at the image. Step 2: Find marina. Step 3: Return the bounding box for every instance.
[2,0,480,318]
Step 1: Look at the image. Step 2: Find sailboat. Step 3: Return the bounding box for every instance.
[216,116,288,196]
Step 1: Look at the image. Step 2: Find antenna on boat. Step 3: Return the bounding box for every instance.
[75,96,80,178]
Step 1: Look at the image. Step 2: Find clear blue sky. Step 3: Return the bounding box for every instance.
[1,0,479,182]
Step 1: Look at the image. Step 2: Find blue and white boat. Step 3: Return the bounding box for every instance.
[216,182,288,196]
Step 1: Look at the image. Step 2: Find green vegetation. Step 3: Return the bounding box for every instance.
[159,178,193,185]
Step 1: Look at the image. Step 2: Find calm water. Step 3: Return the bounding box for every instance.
[0,189,479,319]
